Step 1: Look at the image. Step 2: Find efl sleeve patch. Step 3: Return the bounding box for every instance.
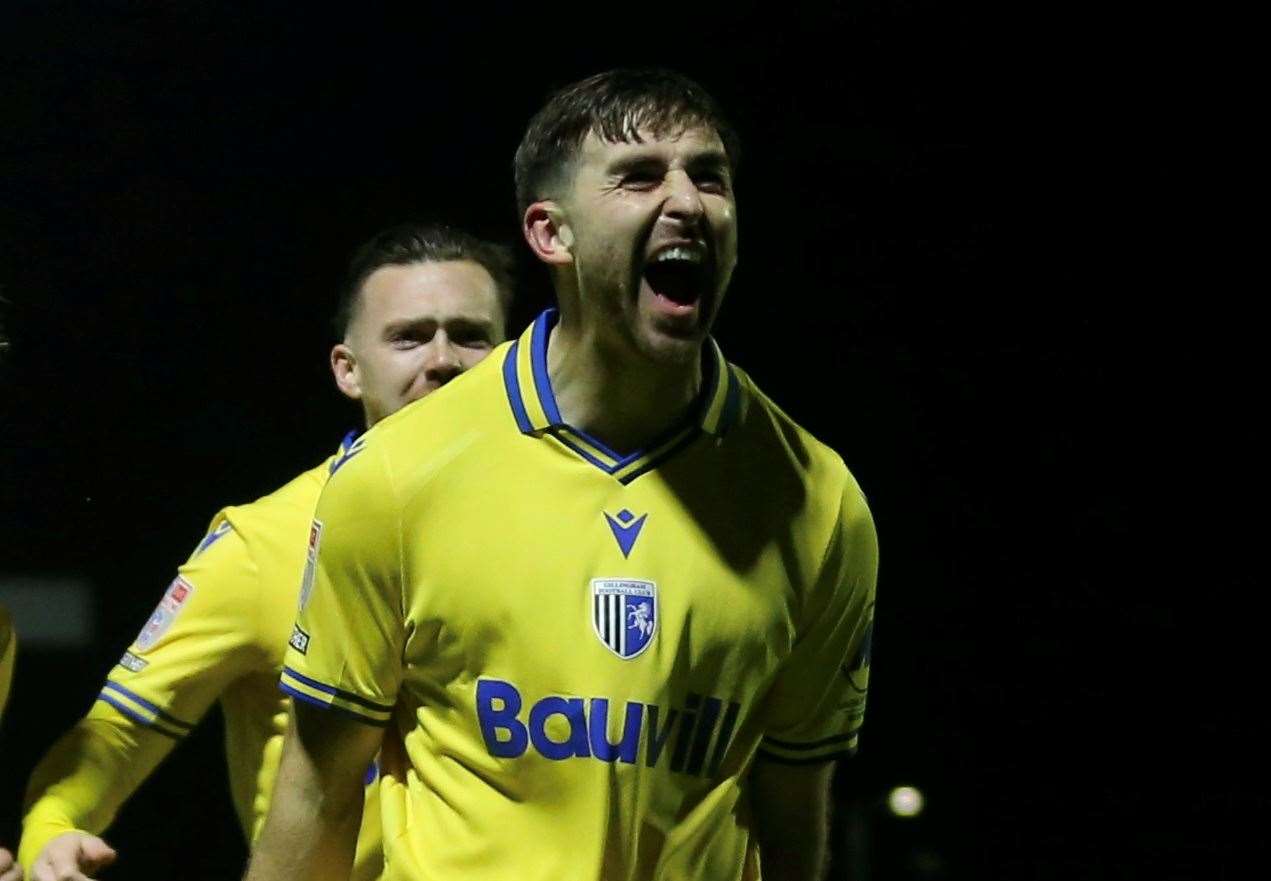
[298,519,323,612]
[133,577,195,653]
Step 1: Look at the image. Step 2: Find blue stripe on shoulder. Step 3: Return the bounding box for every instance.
[194,522,232,556]
[329,446,364,475]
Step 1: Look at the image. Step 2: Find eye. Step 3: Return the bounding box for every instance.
[694,172,728,194]
[620,171,661,191]
[389,330,432,349]
[453,332,493,349]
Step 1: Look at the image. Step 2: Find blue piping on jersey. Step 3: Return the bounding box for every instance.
[329,446,364,475]
[281,666,394,714]
[279,682,391,728]
[529,310,563,425]
[101,680,193,730]
[503,309,742,481]
[615,429,704,485]
[194,521,232,556]
[550,433,619,472]
[762,730,860,751]
[95,693,184,739]
[502,342,533,433]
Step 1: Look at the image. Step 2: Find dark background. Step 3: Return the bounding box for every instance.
[0,2,1219,879]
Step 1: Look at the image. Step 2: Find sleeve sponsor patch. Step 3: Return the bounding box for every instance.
[134,576,195,653]
[289,624,310,655]
[117,651,149,673]
[298,519,323,612]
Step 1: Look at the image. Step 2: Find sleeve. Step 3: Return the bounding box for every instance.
[91,515,265,736]
[19,516,263,870]
[279,442,404,727]
[757,480,878,764]
[0,605,15,724]
[19,715,175,873]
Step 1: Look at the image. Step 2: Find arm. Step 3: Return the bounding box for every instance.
[0,604,15,723]
[752,479,877,879]
[244,704,383,881]
[1,847,22,881]
[1,611,20,880]
[20,516,261,880]
[19,717,167,879]
[250,436,403,880]
[750,758,836,881]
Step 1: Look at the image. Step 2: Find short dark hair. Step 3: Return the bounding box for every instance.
[334,222,518,338]
[514,68,741,214]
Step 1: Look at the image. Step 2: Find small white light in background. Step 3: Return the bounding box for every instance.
[887,785,924,818]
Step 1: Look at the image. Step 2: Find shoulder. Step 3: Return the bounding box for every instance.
[728,364,861,515]
[331,345,514,497]
[221,457,328,528]
[180,456,329,587]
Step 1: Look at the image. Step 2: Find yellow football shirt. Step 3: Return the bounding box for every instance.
[21,436,382,880]
[0,605,15,724]
[283,310,878,881]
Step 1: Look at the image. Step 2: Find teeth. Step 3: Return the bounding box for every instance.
[652,246,704,264]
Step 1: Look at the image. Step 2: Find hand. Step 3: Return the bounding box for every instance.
[1,846,23,881]
[30,833,117,881]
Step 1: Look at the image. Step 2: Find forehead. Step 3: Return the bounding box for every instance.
[357,260,500,323]
[576,124,727,170]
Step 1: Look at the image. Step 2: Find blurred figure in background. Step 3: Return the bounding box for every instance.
[17,223,515,881]
[2,303,23,881]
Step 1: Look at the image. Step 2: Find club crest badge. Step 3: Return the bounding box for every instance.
[135,576,195,653]
[298,519,323,612]
[591,579,657,659]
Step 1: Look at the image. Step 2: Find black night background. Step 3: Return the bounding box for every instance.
[1,3,1230,879]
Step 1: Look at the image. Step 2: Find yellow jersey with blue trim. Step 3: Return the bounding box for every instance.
[0,605,15,724]
[19,435,382,881]
[283,310,878,881]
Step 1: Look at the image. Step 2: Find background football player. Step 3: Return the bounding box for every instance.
[18,223,515,881]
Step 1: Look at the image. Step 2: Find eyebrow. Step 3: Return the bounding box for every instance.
[685,150,731,172]
[606,149,732,177]
[381,315,496,338]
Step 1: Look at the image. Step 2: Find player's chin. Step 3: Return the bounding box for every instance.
[636,318,708,365]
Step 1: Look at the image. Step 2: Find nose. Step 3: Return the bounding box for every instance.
[423,336,463,386]
[662,169,704,226]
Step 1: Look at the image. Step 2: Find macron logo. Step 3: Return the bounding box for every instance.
[604,509,648,558]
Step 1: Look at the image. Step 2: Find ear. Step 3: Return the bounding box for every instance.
[330,343,363,402]
[522,200,574,267]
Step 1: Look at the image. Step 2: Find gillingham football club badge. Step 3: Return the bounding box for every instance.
[592,579,657,659]
[134,576,195,653]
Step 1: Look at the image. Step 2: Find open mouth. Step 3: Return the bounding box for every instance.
[642,245,712,311]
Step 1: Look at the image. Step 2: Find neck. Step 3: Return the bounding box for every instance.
[547,318,703,456]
